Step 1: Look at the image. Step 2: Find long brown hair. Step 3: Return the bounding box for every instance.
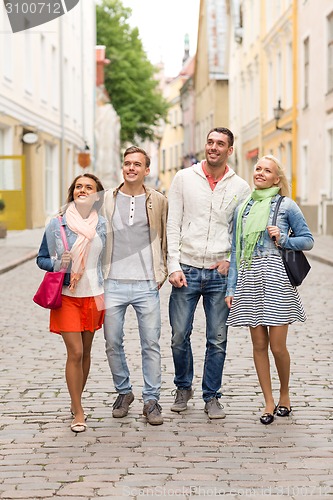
[67,173,105,211]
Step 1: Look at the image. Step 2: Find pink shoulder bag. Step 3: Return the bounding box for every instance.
[33,216,69,309]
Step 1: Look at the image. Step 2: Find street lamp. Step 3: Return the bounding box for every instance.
[273,99,292,132]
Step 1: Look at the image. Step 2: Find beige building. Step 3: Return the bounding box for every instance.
[229,0,333,234]
[229,0,294,184]
[194,0,230,161]
[297,0,333,235]
[158,0,232,193]
[159,60,194,193]
[0,2,96,230]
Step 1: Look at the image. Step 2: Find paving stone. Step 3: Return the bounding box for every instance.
[0,257,332,498]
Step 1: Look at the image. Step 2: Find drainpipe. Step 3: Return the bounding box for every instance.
[291,0,298,200]
[59,16,66,204]
[80,0,86,155]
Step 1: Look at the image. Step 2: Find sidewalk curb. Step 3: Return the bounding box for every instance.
[0,250,37,275]
[308,254,333,267]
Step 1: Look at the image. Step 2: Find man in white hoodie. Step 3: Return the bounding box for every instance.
[167,127,251,419]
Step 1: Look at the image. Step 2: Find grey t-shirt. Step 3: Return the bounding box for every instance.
[109,191,154,281]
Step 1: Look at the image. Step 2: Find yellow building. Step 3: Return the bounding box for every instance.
[261,1,295,195]
[159,67,193,193]
[229,0,294,186]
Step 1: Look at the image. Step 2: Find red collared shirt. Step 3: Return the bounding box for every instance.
[202,161,229,191]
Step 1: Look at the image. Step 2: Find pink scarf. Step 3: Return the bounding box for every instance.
[65,202,98,291]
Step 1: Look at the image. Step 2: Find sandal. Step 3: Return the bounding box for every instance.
[70,421,87,433]
[260,412,274,425]
[70,409,88,421]
[276,405,292,417]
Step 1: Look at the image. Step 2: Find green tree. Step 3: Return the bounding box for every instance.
[96,0,168,145]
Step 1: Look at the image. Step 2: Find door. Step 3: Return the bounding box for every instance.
[0,155,26,230]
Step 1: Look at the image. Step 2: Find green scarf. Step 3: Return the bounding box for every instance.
[235,187,280,268]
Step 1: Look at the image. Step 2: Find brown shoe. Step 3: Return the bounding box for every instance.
[112,392,134,418]
[170,388,194,412]
[143,400,163,425]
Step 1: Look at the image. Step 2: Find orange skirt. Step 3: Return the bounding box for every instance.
[50,294,105,335]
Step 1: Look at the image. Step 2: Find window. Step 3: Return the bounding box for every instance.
[267,62,273,120]
[3,13,12,81]
[64,58,69,117]
[24,31,33,94]
[51,46,59,110]
[328,12,333,93]
[0,128,6,155]
[304,37,309,107]
[328,127,333,199]
[277,52,282,101]
[40,35,47,103]
[161,149,166,174]
[286,42,293,107]
[286,142,292,187]
[44,144,59,215]
[300,144,308,202]
[0,126,11,156]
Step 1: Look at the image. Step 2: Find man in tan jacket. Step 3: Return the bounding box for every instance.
[103,146,168,425]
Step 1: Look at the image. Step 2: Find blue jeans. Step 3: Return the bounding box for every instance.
[104,280,161,403]
[169,264,229,402]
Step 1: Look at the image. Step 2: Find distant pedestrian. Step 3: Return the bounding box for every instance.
[167,127,251,419]
[103,146,168,425]
[36,174,106,433]
[225,155,314,424]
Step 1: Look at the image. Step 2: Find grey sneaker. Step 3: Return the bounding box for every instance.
[170,388,194,412]
[204,397,226,419]
[112,392,134,418]
[143,400,163,425]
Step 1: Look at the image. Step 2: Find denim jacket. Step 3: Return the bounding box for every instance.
[226,195,314,296]
[36,213,107,287]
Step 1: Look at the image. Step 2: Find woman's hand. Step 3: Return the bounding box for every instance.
[267,225,281,243]
[60,250,71,269]
[225,296,233,309]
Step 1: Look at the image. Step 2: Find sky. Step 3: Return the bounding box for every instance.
[121,0,200,77]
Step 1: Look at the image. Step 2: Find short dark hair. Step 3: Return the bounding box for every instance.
[206,127,234,147]
[67,173,105,212]
[124,146,151,168]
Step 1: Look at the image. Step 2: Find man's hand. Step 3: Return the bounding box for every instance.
[169,271,188,288]
[210,260,230,275]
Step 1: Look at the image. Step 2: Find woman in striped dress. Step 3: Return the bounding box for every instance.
[225,155,314,425]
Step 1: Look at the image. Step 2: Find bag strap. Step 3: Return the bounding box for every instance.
[57,216,69,251]
[272,195,284,226]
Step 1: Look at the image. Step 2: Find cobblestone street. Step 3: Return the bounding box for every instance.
[0,254,332,499]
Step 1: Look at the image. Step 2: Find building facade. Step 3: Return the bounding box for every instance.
[0,1,96,230]
[297,0,333,235]
[194,0,230,161]
[228,0,333,235]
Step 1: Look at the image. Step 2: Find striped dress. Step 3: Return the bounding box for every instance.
[226,253,306,327]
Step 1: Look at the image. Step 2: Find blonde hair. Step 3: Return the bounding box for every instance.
[255,155,290,197]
